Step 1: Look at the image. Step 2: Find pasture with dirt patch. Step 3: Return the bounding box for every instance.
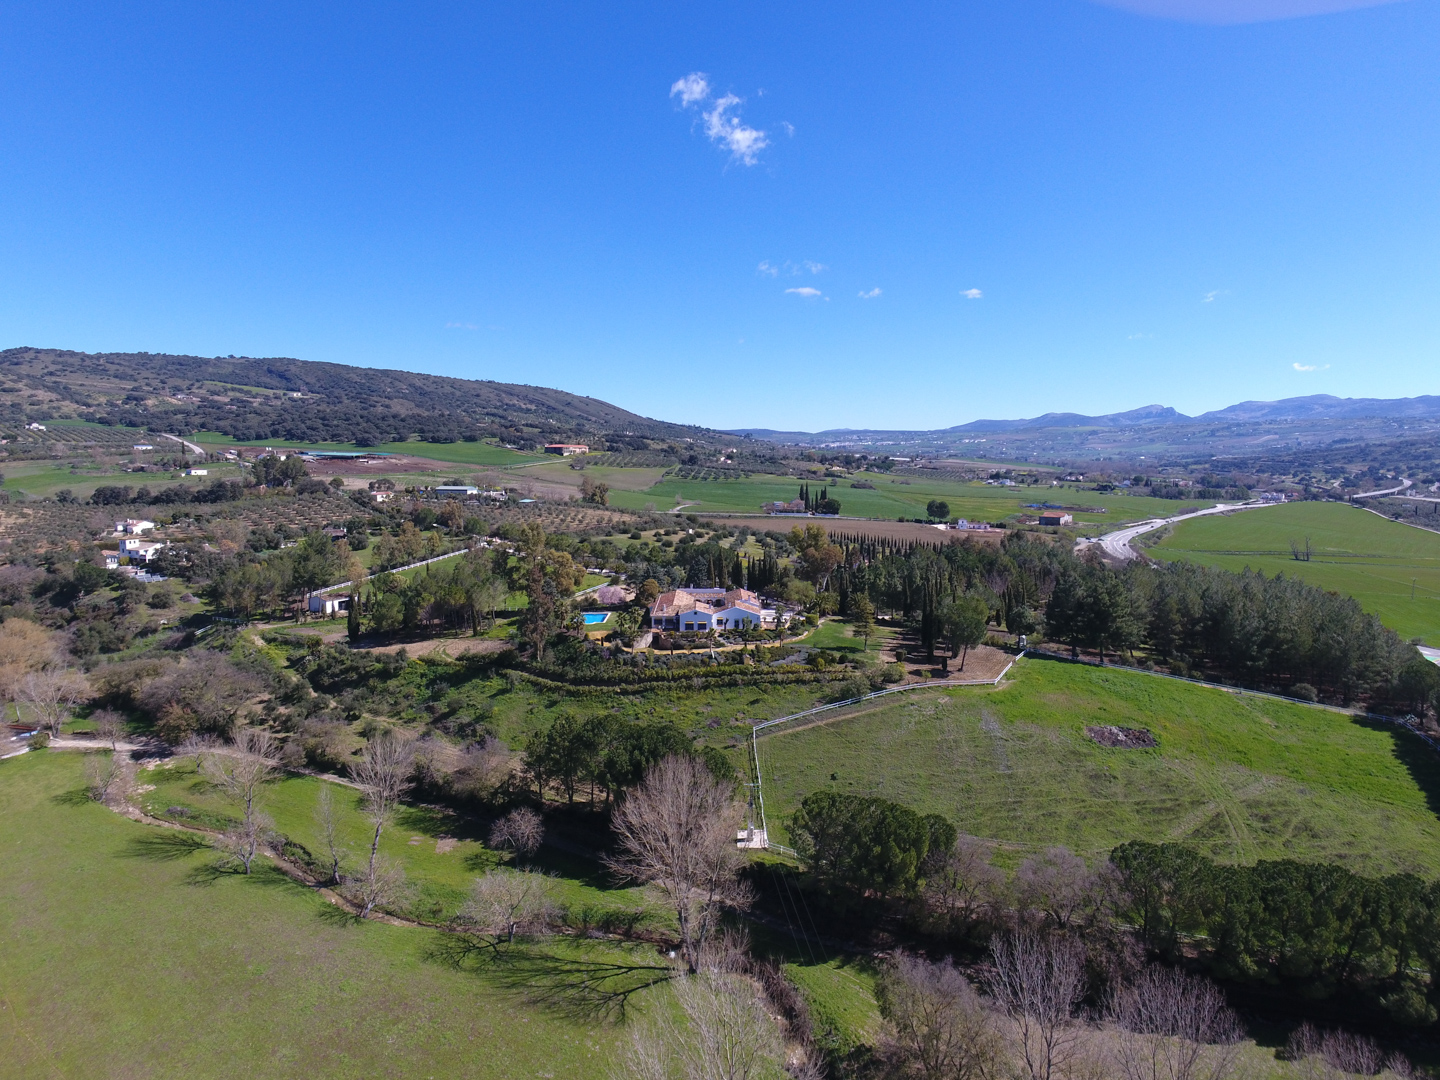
[752,657,1440,873]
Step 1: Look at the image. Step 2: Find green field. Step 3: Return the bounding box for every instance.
[606,473,1211,526]
[0,752,652,1079]
[189,432,547,468]
[1151,501,1440,644]
[0,458,246,500]
[755,659,1440,875]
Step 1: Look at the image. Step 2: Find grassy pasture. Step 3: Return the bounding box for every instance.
[134,757,666,928]
[189,431,548,468]
[0,458,246,500]
[605,473,1211,526]
[1151,501,1440,644]
[0,752,651,1079]
[754,658,1440,875]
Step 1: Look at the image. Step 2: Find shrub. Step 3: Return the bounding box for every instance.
[1290,682,1318,702]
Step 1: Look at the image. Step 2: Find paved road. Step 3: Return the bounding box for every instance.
[1080,500,1285,563]
[1352,478,1414,499]
[156,432,206,456]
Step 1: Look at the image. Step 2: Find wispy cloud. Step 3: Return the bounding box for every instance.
[858,288,882,299]
[1293,362,1331,372]
[803,260,826,274]
[703,95,768,165]
[962,288,983,300]
[671,74,769,166]
[669,73,710,106]
[445,321,479,330]
[781,121,795,137]
[1128,333,1153,340]
[1202,289,1229,303]
[757,261,779,277]
[786,287,823,298]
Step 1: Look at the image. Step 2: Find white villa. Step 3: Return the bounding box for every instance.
[648,587,779,632]
[114,538,166,564]
[114,519,157,535]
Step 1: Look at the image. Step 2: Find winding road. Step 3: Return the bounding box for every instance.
[1079,500,1286,563]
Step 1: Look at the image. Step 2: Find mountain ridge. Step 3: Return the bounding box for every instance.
[727,393,1440,441]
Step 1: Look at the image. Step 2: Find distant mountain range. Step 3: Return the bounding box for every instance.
[729,394,1440,442]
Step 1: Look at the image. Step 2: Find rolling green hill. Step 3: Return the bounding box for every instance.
[1150,501,1440,644]
[754,659,1440,876]
[0,346,721,450]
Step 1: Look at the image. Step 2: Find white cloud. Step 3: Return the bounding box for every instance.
[858,288,882,299]
[445,321,479,330]
[672,75,770,166]
[786,287,823,298]
[962,288,983,300]
[803,261,826,274]
[781,121,795,137]
[757,261,779,277]
[703,94,769,166]
[669,73,710,106]
[1293,362,1331,371]
[1202,289,1229,303]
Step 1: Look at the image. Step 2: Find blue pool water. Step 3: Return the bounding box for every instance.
[582,612,610,624]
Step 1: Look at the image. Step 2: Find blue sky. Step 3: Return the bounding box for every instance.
[0,1,1435,431]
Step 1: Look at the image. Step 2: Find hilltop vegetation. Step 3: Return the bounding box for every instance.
[0,346,721,450]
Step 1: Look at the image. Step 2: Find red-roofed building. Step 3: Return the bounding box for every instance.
[648,587,778,632]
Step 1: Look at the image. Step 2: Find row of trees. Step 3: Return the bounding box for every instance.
[811,529,1422,702]
[1112,841,1440,1026]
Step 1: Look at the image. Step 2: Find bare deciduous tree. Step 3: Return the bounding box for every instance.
[16,669,87,736]
[458,868,560,945]
[1107,965,1242,1080]
[989,931,1087,1080]
[614,969,784,1080]
[90,707,124,751]
[215,811,278,875]
[1286,1024,1400,1080]
[350,733,415,899]
[199,727,280,874]
[342,854,409,918]
[606,755,750,973]
[314,782,346,885]
[1015,846,1123,933]
[85,751,125,802]
[876,952,1005,1080]
[489,807,544,858]
[453,734,514,800]
[923,834,1004,939]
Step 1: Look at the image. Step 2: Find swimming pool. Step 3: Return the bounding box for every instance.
[581,612,611,625]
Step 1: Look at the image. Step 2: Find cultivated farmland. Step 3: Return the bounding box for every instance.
[1151,500,1440,644]
[753,658,1440,876]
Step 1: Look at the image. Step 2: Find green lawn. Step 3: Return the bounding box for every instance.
[189,432,547,468]
[605,474,1210,526]
[1151,501,1440,644]
[0,751,656,1079]
[790,617,896,656]
[755,658,1440,875]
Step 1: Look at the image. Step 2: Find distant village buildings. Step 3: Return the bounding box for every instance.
[544,444,589,456]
